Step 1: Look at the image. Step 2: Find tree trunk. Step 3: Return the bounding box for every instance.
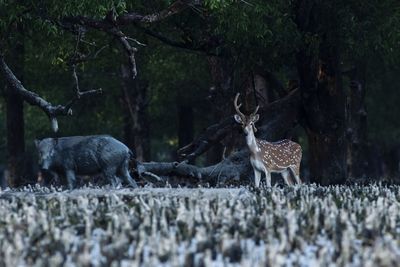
[5,89,26,187]
[298,45,347,185]
[206,55,234,164]
[294,0,348,185]
[178,105,194,150]
[121,64,150,161]
[4,22,29,187]
[347,63,368,179]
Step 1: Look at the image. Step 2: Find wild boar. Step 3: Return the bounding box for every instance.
[35,135,138,189]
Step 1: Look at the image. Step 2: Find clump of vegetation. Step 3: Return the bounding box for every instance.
[0,185,399,266]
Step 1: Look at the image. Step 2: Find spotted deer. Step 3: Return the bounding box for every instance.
[233,93,302,187]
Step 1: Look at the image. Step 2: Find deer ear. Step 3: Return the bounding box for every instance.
[34,139,40,148]
[252,114,260,123]
[234,114,243,124]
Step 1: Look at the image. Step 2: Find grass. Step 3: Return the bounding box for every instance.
[0,184,399,266]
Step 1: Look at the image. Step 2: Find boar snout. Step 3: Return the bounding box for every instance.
[40,160,51,170]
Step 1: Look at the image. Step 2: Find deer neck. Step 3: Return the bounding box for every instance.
[245,128,260,156]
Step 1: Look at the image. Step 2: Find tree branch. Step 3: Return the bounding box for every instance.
[0,56,100,132]
[139,150,250,185]
[0,2,192,132]
[177,117,238,162]
[61,15,138,78]
[0,56,71,131]
[61,1,194,78]
[136,25,212,54]
[107,28,138,78]
[116,0,190,25]
[71,65,102,100]
[141,89,301,185]
[178,89,301,162]
[67,31,102,112]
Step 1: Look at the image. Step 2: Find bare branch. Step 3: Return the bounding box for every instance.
[67,27,100,65]
[0,56,101,132]
[120,64,137,126]
[60,1,195,79]
[0,56,71,131]
[139,155,248,184]
[67,32,103,106]
[178,89,301,161]
[93,44,109,57]
[116,1,190,25]
[178,116,238,162]
[62,15,138,78]
[126,37,146,47]
[136,25,218,55]
[71,65,80,98]
[145,90,302,185]
[67,43,110,65]
[71,65,102,100]
[109,28,138,79]
[1,2,189,131]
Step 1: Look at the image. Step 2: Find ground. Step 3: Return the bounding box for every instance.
[0,185,399,266]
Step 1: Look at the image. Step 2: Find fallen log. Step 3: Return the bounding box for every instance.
[138,89,301,185]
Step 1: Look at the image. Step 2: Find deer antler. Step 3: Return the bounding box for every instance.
[234,93,246,120]
[251,105,260,116]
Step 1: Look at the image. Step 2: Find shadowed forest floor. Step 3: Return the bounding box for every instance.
[0,185,399,266]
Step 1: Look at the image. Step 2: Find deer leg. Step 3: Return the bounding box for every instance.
[263,169,272,187]
[281,170,294,186]
[254,169,261,188]
[289,166,302,184]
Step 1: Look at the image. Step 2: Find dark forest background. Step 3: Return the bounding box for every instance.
[1,0,400,187]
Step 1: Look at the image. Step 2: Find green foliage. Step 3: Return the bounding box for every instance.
[141,43,211,159]
[204,0,234,10]
[0,0,400,164]
[367,64,400,144]
[207,0,301,67]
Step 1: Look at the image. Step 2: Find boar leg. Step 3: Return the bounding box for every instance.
[120,160,138,188]
[111,177,122,188]
[121,168,137,188]
[40,170,59,186]
[66,170,77,190]
[124,172,138,188]
[103,167,120,188]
